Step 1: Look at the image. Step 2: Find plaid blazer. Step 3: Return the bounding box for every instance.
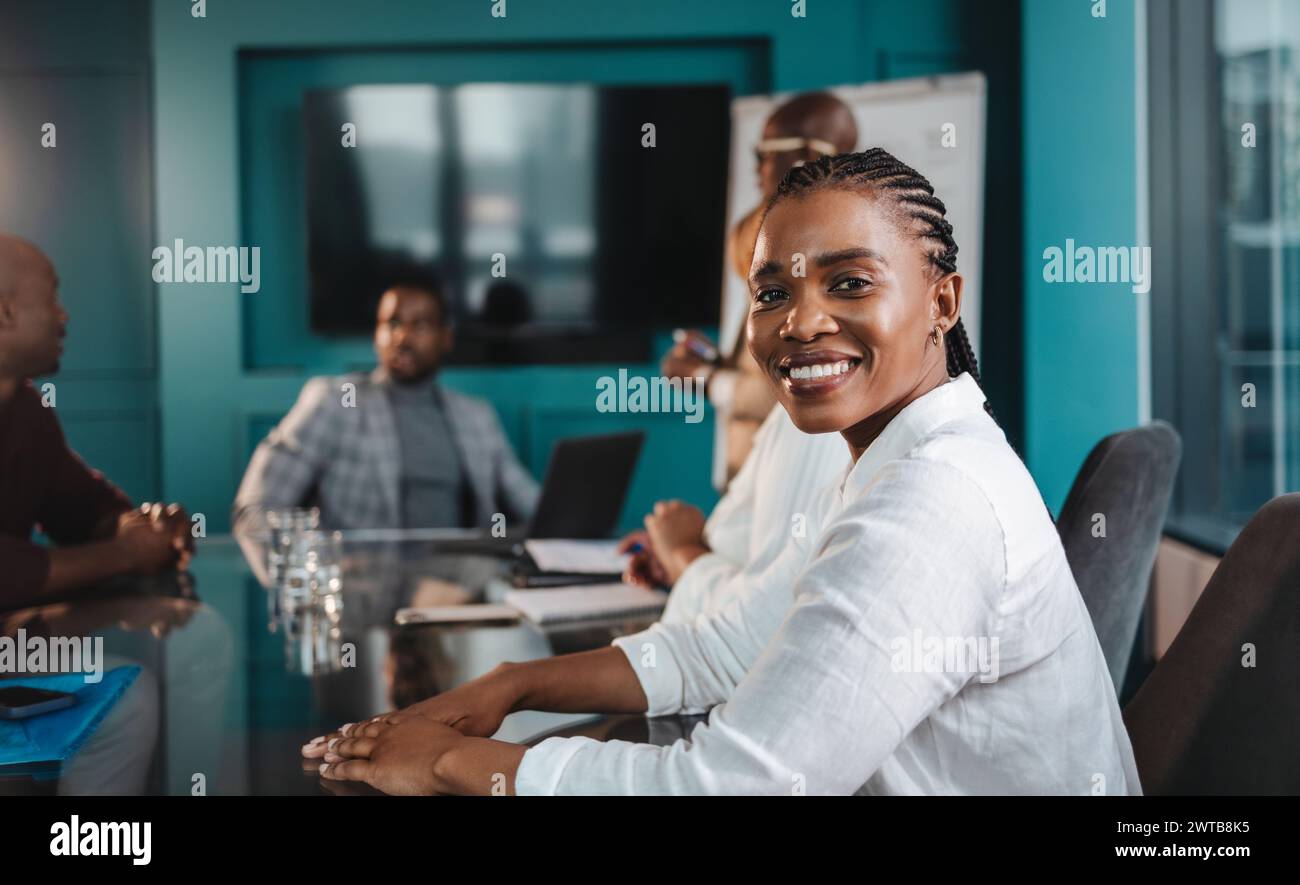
[233,369,539,532]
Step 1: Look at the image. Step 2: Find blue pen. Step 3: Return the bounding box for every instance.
[673,328,720,363]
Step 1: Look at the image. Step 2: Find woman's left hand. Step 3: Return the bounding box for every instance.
[644,500,710,584]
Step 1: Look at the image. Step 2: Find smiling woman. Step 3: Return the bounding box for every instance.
[747,149,986,458]
[306,149,1138,797]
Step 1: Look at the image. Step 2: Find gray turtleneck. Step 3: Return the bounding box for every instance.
[386,377,468,528]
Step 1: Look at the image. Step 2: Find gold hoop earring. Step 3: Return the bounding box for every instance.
[931,326,943,348]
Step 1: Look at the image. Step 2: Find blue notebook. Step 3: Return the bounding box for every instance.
[0,666,142,771]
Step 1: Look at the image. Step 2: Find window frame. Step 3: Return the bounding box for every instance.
[1149,0,1251,554]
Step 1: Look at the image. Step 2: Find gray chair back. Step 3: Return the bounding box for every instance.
[1123,494,1300,794]
[1057,421,1181,689]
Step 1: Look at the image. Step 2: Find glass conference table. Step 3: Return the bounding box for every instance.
[0,531,699,796]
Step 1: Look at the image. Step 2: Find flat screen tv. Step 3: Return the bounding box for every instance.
[303,82,731,363]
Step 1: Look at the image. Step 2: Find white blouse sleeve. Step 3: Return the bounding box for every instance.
[515,459,1008,795]
[658,552,740,625]
[611,526,815,715]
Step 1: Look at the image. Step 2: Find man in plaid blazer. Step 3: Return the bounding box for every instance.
[233,280,538,533]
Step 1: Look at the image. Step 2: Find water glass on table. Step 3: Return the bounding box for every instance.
[264,507,321,584]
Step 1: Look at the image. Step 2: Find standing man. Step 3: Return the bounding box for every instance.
[661,92,858,487]
[0,234,192,605]
[234,276,539,533]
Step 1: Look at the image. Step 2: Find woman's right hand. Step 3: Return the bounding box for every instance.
[660,329,718,380]
[302,663,524,759]
[618,530,669,588]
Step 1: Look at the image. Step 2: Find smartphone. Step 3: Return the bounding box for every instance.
[0,685,77,720]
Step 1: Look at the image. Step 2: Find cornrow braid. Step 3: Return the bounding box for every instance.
[768,148,991,417]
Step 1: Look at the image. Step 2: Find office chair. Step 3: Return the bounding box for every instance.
[1057,422,1181,689]
[1122,493,1300,794]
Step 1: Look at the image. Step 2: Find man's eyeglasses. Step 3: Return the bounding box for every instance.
[383,317,439,333]
[753,136,838,165]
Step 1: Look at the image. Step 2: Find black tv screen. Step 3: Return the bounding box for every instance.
[303,83,731,363]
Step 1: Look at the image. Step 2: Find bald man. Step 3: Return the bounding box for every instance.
[0,235,192,606]
[662,91,859,486]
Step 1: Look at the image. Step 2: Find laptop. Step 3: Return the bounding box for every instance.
[433,430,645,556]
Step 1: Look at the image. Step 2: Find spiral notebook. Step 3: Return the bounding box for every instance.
[522,539,628,575]
[504,584,667,625]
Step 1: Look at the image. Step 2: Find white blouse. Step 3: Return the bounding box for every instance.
[663,404,849,624]
[515,374,1141,795]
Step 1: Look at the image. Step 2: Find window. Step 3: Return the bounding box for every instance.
[1150,0,1300,552]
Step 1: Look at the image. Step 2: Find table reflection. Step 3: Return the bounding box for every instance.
[0,586,230,796]
[1,531,660,795]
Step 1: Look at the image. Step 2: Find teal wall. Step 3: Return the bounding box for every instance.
[1022,0,1141,513]
[0,0,158,504]
[5,0,1149,544]
[150,0,1013,533]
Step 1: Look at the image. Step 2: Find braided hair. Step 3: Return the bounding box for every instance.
[766,148,987,398]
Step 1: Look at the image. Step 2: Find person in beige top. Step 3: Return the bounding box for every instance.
[661,92,859,487]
